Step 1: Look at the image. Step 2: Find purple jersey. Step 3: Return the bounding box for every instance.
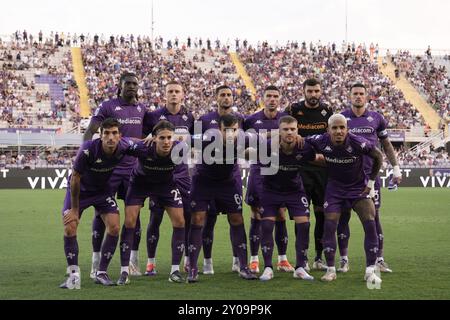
[127,140,186,186]
[90,97,146,171]
[71,138,132,193]
[341,108,388,174]
[306,133,375,196]
[143,106,194,179]
[262,140,316,192]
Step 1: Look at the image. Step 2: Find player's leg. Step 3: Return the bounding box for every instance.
[202,208,217,273]
[183,201,191,273]
[320,211,340,282]
[248,207,262,273]
[96,210,120,286]
[353,198,382,284]
[90,214,105,279]
[187,210,207,283]
[337,209,351,273]
[275,208,294,272]
[145,204,165,276]
[117,204,142,285]
[259,216,276,281]
[373,183,392,272]
[166,206,186,283]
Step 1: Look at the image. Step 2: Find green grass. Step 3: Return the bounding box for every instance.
[0,188,449,300]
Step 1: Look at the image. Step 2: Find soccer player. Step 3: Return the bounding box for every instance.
[306,114,384,283]
[194,85,246,275]
[117,120,188,285]
[337,83,402,273]
[187,114,257,282]
[83,72,147,278]
[142,81,194,276]
[287,78,333,271]
[259,116,318,281]
[60,118,132,289]
[243,86,295,273]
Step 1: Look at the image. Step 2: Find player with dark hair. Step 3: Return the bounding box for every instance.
[337,83,402,273]
[306,114,384,283]
[286,78,333,271]
[60,118,133,288]
[83,71,147,278]
[243,86,295,274]
[187,113,257,282]
[117,120,189,285]
[142,81,195,276]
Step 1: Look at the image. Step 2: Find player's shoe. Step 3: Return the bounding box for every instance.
[259,267,274,281]
[169,270,184,283]
[116,272,130,286]
[249,261,260,273]
[293,267,314,281]
[90,259,99,279]
[203,262,214,275]
[144,263,157,276]
[277,260,295,272]
[364,267,382,284]
[231,259,240,273]
[60,272,81,290]
[337,258,350,273]
[304,262,311,272]
[239,267,258,280]
[187,268,199,283]
[129,260,142,276]
[312,258,328,271]
[95,273,115,286]
[321,267,337,282]
[376,259,393,273]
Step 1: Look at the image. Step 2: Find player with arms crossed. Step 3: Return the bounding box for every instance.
[337,83,402,273]
[307,114,384,283]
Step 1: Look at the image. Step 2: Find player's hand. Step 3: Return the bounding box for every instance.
[143,134,154,147]
[362,186,375,198]
[63,209,79,225]
[296,135,305,149]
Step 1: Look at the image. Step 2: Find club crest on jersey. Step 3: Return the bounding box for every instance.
[361,142,367,149]
[115,107,122,111]
[182,115,188,121]
[83,149,89,156]
[323,201,329,209]
[190,201,196,208]
[137,106,142,112]
[367,116,374,122]
[296,154,303,161]
[321,109,327,117]
[346,146,353,153]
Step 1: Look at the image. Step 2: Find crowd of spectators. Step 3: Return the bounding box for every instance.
[0,148,76,169]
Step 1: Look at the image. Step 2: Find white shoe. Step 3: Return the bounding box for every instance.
[304,262,311,272]
[293,267,314,281]
[312,259,328,271]
[203,263,215,275]
[60,272,81,290]
[259,267,274,281]
[376,259,393,273]
[90,260,99,280]
[321,267,337,282]
[337,259,350,273]
[129,260,142,276]
[231,259,240,273]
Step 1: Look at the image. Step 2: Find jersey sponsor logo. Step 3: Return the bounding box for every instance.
[117,117,142,125]
[349,126,375,134]
[298,122,327,130]
[324,156,357,164]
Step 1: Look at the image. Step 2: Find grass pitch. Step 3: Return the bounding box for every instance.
[0,188,449,300]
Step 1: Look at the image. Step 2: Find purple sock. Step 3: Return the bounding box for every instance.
[260,220,275,268]
[322,219,338,267]
[132,215,141,251]
[230,224,248,270]
[64,236,79,266]
[188,224,203,272]
[147,212,163,259]
[249,218,261,256]
[362,220,379,266]
[172,227,185,265]
[337,212,351,257]
[295,222,310,269]
[92,214,105,252]
[313,210,324,260]
[184,209,191,256]
[99,234,119,272]
[375,210,384,258]
[230,226,237,257]
[119,226,134,268]
[202,214,217,259]
[275,220,288,256]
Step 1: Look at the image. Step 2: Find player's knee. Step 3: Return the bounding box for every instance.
[64,222,77,237]
[275,214,286,222]
[191,213,205,226]
[172,215,185,228]
[229,214,243,226]
[124,216,137,228]
[295,216,309,224]
[107,223,121,236]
